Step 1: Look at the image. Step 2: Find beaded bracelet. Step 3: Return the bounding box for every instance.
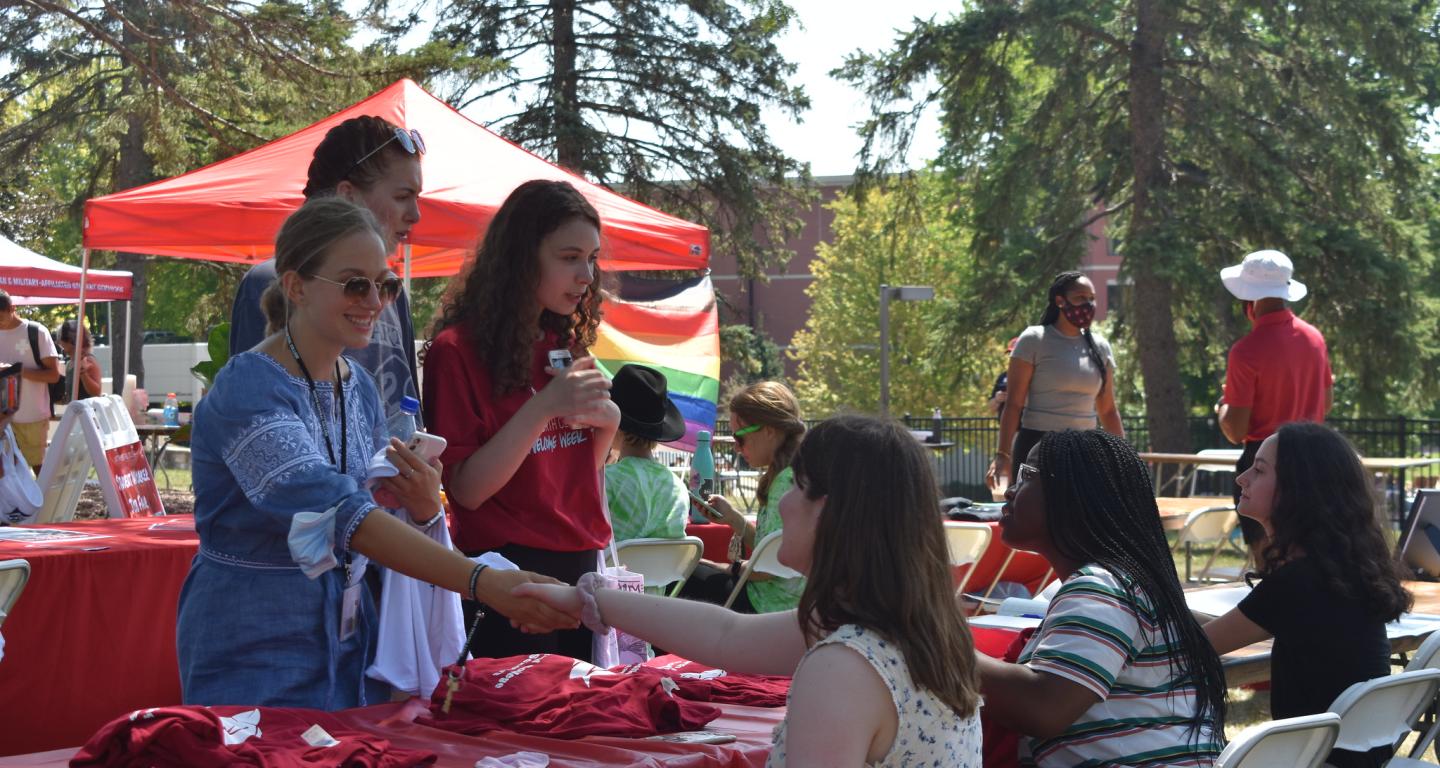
[410,508,443,532]
[576,571,611,635]
[467,562,490,603]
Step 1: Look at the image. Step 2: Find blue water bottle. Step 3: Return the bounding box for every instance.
[389,395,421,442]
[690,430,716,523]
[162,393,180,427]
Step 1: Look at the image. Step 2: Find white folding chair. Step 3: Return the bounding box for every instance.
[611,536,704,597]
[0,559,32,630]
[1403,631,1440,762]
[1188,448,1244,496]
[943,522,992,597]
[723,529,800,609]
[1171,505,1240,582]
[1215,712,1340,768]
[1327,668,1440,763]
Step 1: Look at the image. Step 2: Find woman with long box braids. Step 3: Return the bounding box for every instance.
[980,429,1226,767]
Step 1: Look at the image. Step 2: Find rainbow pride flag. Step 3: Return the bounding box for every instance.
[594,274,719,452]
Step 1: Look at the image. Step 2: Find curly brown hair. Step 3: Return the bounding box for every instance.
[429,180,604,394]
[1264,422,1412,620]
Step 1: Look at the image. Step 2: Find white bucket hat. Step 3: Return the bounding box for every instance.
[1220,249,1308,302]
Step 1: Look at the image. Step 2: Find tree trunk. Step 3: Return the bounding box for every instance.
[1127,0,1190,453]
[550,0,582,171]
[112,0,154,390]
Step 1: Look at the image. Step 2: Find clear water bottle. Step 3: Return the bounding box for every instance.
[690,430,716,523]
[162,393,180,427]
[388,395,421,442]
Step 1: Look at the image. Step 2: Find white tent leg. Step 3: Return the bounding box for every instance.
[72,248,90,404]
[124,299,132,393]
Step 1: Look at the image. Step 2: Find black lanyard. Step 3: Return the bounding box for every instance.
[285,328,347,474]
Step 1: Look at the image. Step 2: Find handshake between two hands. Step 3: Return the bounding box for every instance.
[496,573,592,635]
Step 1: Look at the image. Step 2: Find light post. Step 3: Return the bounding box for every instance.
[878,283,935,418]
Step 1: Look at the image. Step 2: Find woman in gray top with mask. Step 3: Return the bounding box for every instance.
[986,272,1124,492]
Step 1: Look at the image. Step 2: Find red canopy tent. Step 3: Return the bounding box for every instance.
[82,79,709,275]
[0,234,132,306]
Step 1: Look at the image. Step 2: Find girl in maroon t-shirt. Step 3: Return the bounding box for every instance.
[423,180,620,662]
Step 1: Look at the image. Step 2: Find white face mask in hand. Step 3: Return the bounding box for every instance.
[728,531,744,562]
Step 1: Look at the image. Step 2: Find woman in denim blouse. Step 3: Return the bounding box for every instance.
[177,199,577,709]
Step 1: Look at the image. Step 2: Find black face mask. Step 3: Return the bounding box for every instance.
[1060,300,1095,329]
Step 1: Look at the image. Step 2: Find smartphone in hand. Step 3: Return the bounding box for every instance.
[547,349,573,370]
[404,430,447,463]
[688,489,722,521]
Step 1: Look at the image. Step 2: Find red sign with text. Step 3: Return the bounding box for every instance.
[103,441,165,517]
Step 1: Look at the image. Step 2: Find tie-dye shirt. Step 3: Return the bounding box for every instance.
[605,456,688,543]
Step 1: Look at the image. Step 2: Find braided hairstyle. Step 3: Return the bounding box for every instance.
[1265,423,1411,620]
[302,115,412,199]
[1036,429,1226,744]
[729,381,804,507]
[1039,271,1109,396]
[260,198,384,335]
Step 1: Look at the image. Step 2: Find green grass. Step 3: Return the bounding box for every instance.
[151,465,192,492]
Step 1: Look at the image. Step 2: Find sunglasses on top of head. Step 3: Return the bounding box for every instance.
[307,273,403,304]
[347,128,426,178]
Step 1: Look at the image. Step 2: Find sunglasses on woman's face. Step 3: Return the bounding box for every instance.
[308,273,403,304]
[733,423,762,447]
[1014,462,1042,489]
[347,128,426,178]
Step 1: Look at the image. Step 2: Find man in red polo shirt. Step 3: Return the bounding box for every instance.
[1214,250,1332,542]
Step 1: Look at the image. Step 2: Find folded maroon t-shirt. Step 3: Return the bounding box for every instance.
[421,654,720,739]
[629,655,790,707]
[70,705,436,767]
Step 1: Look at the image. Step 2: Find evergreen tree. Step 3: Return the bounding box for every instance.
[1,1,450,385]
[425,0,813,277]
[837,0,1440,443]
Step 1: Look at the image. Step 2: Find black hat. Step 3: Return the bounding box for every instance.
[611,364,686,442]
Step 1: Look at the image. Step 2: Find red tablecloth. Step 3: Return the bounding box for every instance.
[685,522,734,562]
[0,697,784,767]
[953,521,1052,597]
[0,518,199,756]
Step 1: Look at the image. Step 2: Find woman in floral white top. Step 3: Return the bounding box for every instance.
[519,415,983,766]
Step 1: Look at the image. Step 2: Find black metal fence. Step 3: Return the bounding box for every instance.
[714,414,1440,501]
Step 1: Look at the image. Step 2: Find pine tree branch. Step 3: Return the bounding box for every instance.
[24,0,264,150]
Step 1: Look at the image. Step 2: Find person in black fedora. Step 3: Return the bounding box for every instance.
[604,365,691,544]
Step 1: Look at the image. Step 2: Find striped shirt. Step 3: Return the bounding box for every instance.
[1017,566,1221,767]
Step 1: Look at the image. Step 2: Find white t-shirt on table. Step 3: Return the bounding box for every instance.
[0,321,59,424]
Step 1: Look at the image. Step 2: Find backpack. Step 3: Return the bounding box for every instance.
[25,322,65,417]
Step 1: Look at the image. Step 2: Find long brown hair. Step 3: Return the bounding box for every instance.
[729,381,803,507]
[1266,422,1411,620]
[429,180,604,394]
[794,415,981,717]
[260,198,383,335]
